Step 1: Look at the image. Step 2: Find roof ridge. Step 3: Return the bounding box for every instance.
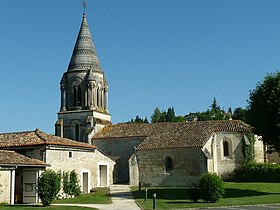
[0,130,34,135]
[34,129,48,143]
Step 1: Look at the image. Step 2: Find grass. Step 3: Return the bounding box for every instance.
[53,187,112,204]
[0,205,95,210]
[132,182,280,209]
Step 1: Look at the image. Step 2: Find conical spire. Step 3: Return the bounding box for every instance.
[67,13,102,72]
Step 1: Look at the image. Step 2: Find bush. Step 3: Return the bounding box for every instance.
[62,170,81,196]
[240,163,280,182]
[37,170,61,206]
[199,173,224,203]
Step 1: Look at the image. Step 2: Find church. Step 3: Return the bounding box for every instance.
[0,5,265,205]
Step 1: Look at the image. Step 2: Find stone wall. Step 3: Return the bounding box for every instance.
[45,147,115,190]
[0,170,11,204]
[128,153,139,186]
[134,148,205,187]
[92,137,144,183]
[254,135,265,163]
[203,132,245,177]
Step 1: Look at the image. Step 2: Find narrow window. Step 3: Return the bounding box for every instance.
[77,86,82,106]
[223,141,229,157]
[74,86,77,106]
[96,89,100,107]
[165,157,173,173]
[73,85,82,106]
[69,151,72,158]
[75,124,80,141]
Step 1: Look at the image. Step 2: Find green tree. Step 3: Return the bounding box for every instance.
[151,108,161,123]
[175,115,186,122]
[166,107,176,122]
[69,170,81,196]
[232,107,247,121]
[159,111,167,122]
[37,170,61,206]
[210,97,220,112]
[247,71,280,152]
[129,115,149,124]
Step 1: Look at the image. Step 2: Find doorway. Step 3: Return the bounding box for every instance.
[82,172,89,193]
[22,169,38,203]
[99,165,107,187]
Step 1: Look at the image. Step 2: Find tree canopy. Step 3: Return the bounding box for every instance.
[186,98,232,121]
[151,107,185,123]
[246,71,280,152]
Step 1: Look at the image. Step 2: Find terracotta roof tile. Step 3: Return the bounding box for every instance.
[0,150,48,166]
[0,129,96,149]
[93,120,251,150]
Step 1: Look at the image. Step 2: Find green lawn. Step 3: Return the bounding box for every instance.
[0,205,94,210]
[53,187,112,204]
[132,182,280,209]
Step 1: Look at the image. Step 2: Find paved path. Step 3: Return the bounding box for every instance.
[54,184,141,210]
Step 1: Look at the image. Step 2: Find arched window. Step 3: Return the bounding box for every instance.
[165,156,173,173]
[74,123,80,141]
[73,85,82,106]
[223,141,229,157]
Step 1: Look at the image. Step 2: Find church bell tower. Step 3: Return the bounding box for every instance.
[55,6,111,143]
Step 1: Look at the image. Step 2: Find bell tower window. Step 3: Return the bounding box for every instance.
[74,85,82,106]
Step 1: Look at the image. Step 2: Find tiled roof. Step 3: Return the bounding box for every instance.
[0,150,48,166]
[0,129,96,149]
[93,120,251,150]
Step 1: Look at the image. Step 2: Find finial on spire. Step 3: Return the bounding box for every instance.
[83,0,87,14]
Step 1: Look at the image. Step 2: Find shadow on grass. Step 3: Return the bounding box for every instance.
[133,188,189,200]
[133,187,280,201]
[224,188,280,198]
[0,205,42,208]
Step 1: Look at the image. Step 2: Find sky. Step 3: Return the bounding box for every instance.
[0,0,279,134]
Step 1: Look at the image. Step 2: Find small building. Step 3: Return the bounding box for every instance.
[0,129,115,204]
[92,120,265,186]
[0,150,48,204]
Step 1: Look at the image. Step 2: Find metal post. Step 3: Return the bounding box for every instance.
[145,188,148,202]
[153,193,156,209]
[138,181,141,192]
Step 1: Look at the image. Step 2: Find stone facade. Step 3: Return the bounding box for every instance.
[203,132,245,176]
[133,148,204,187]
[127,131,265,186]
[92,137,144,183]
[45,146,115,189]
[0,170,11,204]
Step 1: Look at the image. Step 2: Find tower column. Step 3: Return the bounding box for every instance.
[101,88,104,109]
[105,87,108,111]
[60,84,66,111]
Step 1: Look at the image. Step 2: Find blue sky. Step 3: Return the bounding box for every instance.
[0,0,279,134]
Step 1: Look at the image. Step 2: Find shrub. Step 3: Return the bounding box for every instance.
[199,173,224,203]
[62,170,81,196]
[69,170,81,196]
[37,170,61,206]
[62,171,70,195]
[241,163,280,182]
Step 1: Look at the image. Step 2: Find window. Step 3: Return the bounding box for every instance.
[75,123,80,141]
[223,141,229,157]
[69,151,72,158]
[165,156,173,173]
[73,85,82,106]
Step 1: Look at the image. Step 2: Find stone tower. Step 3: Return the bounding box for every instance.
[55,11,111,143]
